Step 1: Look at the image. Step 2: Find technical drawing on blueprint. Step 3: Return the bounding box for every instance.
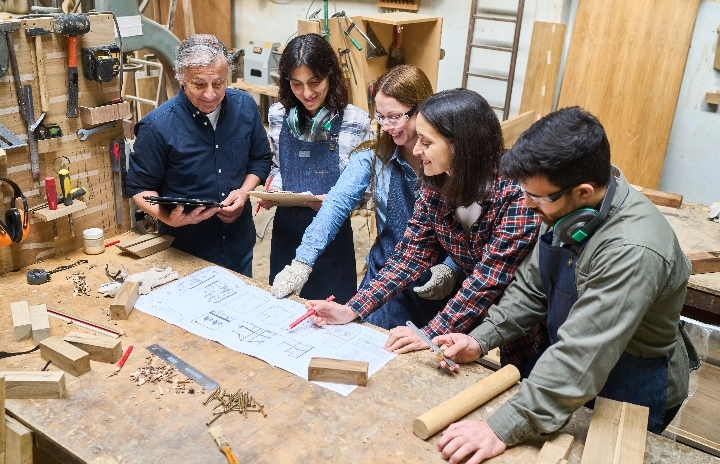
[135,266,396,395]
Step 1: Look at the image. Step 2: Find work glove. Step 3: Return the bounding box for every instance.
[271,260,312,298]
[413,264,458,300]
[98,267,179,298]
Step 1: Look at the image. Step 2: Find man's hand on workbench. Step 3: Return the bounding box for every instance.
[384,326,429,353]
[307,301,359,326]
[433,334,483,370]
[217,189,249,223]
[437,420,506,464]
[165,204,219,227]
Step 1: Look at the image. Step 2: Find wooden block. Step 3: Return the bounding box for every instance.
[28,304,50,343]
[630,184,683,208]
[706,91,720,105]
[501,111,536,148]
[477,347,502,370]
[36,137,59,154]
[687,251,720,275]
[63,331,122,363]
[116,235,174,258]
[39,337,91,377]
[79,100,131,126]
[110,281,140,320]
[581,397,648,464]
[0,371,66,399]
[533,433,574,464]
[308,358,369,386]
[5,415,32,464]
[0,376,5,464]
[298,19,321,36]
[31,200,87,221]
[10,301,31,342]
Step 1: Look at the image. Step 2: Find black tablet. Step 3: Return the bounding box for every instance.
[143,196,225,208]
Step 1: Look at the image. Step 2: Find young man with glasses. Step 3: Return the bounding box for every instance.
[431,106,698,464]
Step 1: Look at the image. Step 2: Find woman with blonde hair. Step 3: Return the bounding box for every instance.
[273,64,461,328]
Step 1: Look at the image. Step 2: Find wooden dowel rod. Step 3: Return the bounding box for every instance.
[413,364,520,439]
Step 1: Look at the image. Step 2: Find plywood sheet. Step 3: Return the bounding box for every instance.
[158,0,231,47]
[520,22,566,119]
[557,0,700,188]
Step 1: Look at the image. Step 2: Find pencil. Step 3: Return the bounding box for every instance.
[115,345,133,372]
[288,295,335,329]
[255,175,275,214]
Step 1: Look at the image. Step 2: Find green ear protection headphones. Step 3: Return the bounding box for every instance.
[287,106,336,141]
[553,174,617,244]
[0,178,30,247]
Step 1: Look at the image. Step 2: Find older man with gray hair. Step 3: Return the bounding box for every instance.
[127,34,271,276]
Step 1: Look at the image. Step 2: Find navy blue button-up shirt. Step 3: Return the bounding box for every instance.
[126,88,272,274]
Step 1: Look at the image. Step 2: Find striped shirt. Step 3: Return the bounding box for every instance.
[267,102,371,190]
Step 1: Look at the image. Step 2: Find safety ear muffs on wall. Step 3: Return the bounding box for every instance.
[0,178,30,247]
[553,175,617,244]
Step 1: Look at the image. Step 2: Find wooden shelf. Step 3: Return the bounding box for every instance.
[32,201,87,221]
[230,79,279,98]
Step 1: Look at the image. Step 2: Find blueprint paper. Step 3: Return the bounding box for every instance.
[134,266,396,395]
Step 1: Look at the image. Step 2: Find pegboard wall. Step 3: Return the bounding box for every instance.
[0,14,129,274]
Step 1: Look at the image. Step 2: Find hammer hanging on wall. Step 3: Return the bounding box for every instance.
[52,14,91,118]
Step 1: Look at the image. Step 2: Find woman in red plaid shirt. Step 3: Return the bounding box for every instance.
[308,89,545,370]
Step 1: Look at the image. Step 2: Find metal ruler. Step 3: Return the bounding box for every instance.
[146,344,219,391]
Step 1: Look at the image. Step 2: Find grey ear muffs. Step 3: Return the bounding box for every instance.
[287,106,334,141]
[0,178,30,246]
[553,174,616,244]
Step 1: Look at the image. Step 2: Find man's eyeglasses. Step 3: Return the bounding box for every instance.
[523,184,577,206]
[374,107,416,127]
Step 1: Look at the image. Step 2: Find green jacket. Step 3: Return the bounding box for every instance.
[472,168,693,446]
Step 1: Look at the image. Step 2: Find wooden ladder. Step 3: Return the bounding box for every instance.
[461,0,525,121]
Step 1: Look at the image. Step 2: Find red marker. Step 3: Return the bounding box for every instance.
[288,295,335,329]
[105,240,120,248]
[255,175,275,215]
[115,345,133,373]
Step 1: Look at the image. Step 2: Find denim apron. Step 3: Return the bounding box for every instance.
[537,230,669,433]
[362,158,456,329]
[269,109,356,304]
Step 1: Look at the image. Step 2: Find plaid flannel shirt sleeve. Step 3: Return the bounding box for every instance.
[423,186,540,338]
[347,192,441,317]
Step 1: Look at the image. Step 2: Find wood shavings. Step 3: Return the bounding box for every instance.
[128,355,194,394]
[66,272,91,296]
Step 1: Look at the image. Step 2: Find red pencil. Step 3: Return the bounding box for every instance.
[255,175,275,214]
[105,240,121,248]
[288,295,335,330]
[115,345,133,372]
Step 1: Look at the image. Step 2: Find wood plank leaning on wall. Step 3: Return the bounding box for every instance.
[519,21,566,121]
[557,0,700,189]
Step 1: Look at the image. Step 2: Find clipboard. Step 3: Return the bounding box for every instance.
[250,191,322,207]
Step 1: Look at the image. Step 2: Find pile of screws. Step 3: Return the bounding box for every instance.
[67,272,90,296]
[204,387,267,426]
[128,355,195,394]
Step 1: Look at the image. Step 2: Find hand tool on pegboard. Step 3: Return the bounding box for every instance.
[109,140,123,225]
[363,24,387,60]
[25,26,52,112]
[52,13,91,118]
[22,85,45,178]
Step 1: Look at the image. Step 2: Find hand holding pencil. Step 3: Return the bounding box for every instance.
[307,297,360,327]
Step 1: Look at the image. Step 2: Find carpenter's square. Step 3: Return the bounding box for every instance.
[146,344,220,390]
[109,140,123,225]
[406,321,457,369]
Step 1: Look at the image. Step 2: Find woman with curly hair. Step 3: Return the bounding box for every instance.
[259,33,370,304]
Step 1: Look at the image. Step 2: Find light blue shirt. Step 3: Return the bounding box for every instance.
[295,147,461,275]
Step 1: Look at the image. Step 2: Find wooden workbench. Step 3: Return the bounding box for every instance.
[0,242,716,463]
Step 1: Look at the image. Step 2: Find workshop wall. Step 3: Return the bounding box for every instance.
[659,0,720,205]
[232,0,567,118]
[0,14,129,274]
